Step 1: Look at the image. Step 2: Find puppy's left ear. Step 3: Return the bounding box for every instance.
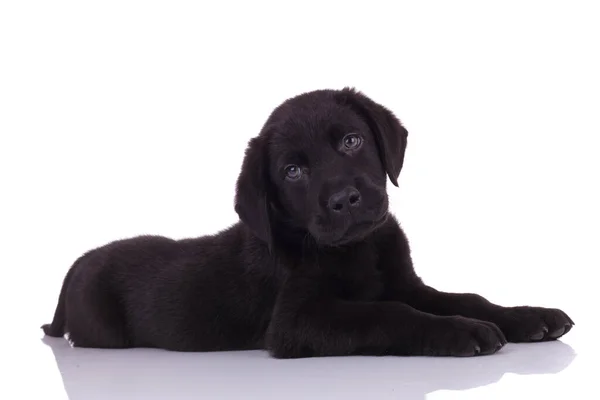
[339,87,408,187]
[234,135,274,250]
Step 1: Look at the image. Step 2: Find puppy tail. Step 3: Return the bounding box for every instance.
[41,257,80,337]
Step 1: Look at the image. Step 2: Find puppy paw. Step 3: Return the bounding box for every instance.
[424,316,507,357]
[496,306,574,343]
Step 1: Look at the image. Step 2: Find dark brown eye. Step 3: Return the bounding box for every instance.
[285,164,302,180]
[343,133,362,150]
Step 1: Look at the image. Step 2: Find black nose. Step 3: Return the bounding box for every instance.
[328,187,361,213]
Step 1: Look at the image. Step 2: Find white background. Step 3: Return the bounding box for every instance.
[1,1,598,399]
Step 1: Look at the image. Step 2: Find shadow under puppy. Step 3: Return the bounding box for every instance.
[42,87,573,358]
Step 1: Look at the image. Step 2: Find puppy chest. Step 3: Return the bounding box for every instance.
[326,256,384,301]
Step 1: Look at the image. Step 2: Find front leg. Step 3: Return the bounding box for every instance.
[378,220,574,343]
[400,284,574,343]
[265,272,506,358]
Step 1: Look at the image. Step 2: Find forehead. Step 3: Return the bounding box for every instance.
[268,99,370,154]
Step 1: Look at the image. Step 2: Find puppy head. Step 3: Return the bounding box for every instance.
[235,87,408,248]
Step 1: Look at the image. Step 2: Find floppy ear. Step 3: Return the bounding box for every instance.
[234,135,273,250]
[339,87,408,187]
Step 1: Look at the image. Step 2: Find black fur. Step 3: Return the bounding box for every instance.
[42,87,574,358]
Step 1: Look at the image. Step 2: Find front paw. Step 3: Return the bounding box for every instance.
[497,306,574,342]
[423,316,507,357]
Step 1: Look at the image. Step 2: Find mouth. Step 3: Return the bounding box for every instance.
[346,213,388,235]
[318,212,389,246]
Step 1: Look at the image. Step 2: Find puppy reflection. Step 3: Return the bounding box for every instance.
[43,337,575,400]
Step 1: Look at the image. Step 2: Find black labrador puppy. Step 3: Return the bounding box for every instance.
[42,88,573,358]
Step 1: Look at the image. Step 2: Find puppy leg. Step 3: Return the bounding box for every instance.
[400,284,574,343]
[66,284,131,349]
[265,274,506,358]
[379,228,574,343]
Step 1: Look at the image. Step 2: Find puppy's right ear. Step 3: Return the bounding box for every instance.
[234,135,273,250]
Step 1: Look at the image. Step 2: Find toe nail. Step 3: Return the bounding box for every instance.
[549,326,566,338]
[474,345,481,355]
[530,332,544,341]
[542,326,548,332]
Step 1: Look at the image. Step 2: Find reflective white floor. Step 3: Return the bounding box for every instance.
[7,326,591,400]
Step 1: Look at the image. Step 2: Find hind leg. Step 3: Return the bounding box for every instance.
[65,284,131,349]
